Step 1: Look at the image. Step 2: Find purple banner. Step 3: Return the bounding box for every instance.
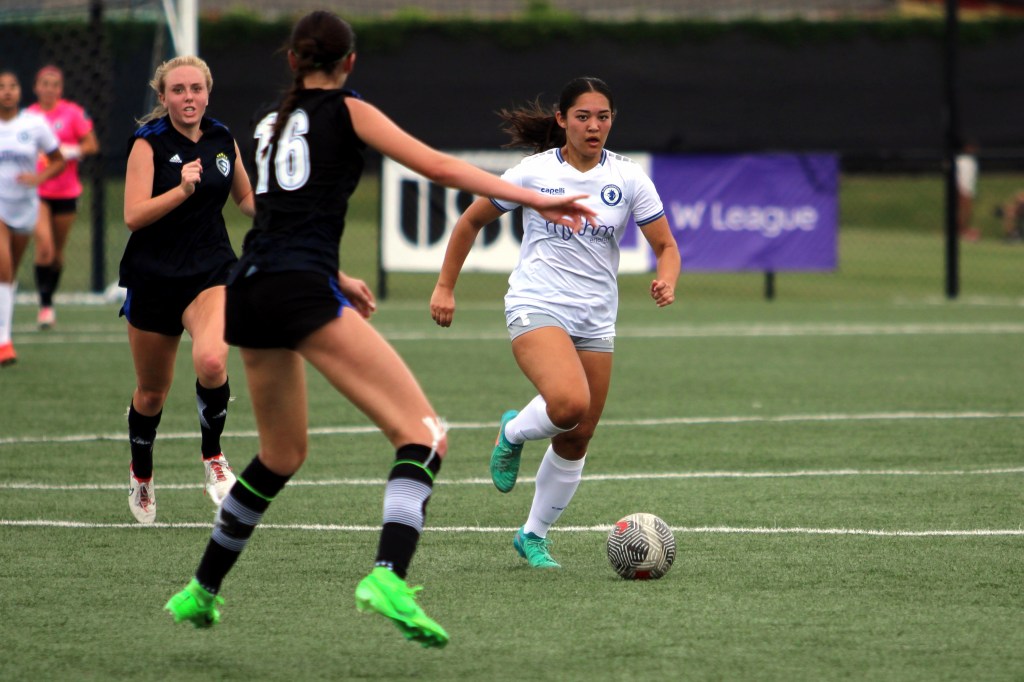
[652,154,838,271]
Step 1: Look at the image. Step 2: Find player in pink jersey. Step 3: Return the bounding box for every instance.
[27,65,99,329]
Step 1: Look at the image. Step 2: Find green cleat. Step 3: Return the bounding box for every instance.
[490,410,523,493]
[513,527,561,568]
[355,567,449,648]
[165,579,224,628]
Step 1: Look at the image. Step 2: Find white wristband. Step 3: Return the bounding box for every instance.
[59,144,82,160]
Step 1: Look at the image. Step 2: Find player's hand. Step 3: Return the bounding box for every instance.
[180,158,202,196]
[430,284,455,327]
[650,279,675,307]
[15,171,41,188]
[337,271,377,318]
[532,194,598,234]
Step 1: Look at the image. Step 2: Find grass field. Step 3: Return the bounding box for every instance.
[1,292,1022,680]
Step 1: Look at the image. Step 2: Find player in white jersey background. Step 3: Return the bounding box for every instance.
[0,68,65,367]
[430,76,680,568]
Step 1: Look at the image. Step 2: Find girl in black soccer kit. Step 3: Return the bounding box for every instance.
[165,10,596,648]
[120,55,254,524]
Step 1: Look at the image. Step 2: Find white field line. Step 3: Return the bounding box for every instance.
[9,321,1024,345]
[1,518,1021,537]
[4,466,1023,492]
[3,410,1024,447]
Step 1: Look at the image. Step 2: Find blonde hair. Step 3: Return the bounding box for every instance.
[136,55,214,125]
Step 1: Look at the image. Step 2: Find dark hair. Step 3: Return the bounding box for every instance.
[266,10,356,155]
[497,76,615,153]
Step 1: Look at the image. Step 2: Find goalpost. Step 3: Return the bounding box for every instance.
[159,0,198,56]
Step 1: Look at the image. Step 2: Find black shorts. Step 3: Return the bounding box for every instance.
[41,197,78,215]
[119,264,233,336]
[225,270,352,350]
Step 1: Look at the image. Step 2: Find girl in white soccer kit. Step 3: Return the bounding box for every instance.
[0,69,65,366]
[430,76,680,568]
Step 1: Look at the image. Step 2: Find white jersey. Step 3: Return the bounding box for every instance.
[0,110,59,230]
[492,148,665,338]
[956,154,978,197]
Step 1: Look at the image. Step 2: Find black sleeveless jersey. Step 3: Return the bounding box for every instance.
[234,88,365,279]
[118,116,238,286]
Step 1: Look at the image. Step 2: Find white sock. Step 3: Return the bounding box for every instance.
[523,445,585,538]
[0,283,12,344]
[506,394,574,444]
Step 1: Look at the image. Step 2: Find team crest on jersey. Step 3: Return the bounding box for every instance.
[601,184,623,206]
[216,152,230,177]
[17,131,30,144]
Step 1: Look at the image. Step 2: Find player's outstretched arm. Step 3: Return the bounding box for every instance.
[346,97,596,232]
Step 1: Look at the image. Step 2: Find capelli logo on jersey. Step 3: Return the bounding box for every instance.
[601,184,623,206]
[540,187,565,195]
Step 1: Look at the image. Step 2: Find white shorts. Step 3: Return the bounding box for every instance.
[0,196,39,233]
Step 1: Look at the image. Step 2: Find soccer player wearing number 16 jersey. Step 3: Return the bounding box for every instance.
[164,10,597,648]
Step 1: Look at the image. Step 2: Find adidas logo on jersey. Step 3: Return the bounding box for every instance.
[169,154,182,163]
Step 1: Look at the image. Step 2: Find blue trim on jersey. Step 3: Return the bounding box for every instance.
[553,147,608,165]
[206,117,229,132]
[636,209,666,227]
[489,197,510,213]
[135,117,169,139]
[328,275,354,317]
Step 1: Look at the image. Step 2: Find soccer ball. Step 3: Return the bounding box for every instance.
[606,512,676,580]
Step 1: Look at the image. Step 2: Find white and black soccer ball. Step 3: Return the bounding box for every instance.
[606,512,676,580]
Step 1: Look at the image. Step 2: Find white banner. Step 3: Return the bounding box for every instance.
[380,150,654,274]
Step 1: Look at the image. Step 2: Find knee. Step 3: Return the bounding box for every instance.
[194,351,227,385]
[133,386,168,414]
[547,396,589,431]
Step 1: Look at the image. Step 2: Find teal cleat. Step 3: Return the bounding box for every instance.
[513,527,561,568]
[355,567,449,648]
[165,579,224,628]
[490,410,523,493]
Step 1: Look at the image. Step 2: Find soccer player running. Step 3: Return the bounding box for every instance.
[164,11,596,648]
[119,56,254,523]
[27,65,99,329]
[430,76,680,568]
[0,69,65,367]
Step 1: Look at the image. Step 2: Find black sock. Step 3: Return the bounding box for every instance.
[35,265,54,307]
[49,265,62,300]
[374,444,442,579]
[196,378,230,459]
[127,402,161,480]
[195,455,291,595]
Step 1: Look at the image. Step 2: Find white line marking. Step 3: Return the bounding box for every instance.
[1,519,1020,537]
[3,467,1021,491]
[10,321,1024,345]
[3,410,1023,447]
